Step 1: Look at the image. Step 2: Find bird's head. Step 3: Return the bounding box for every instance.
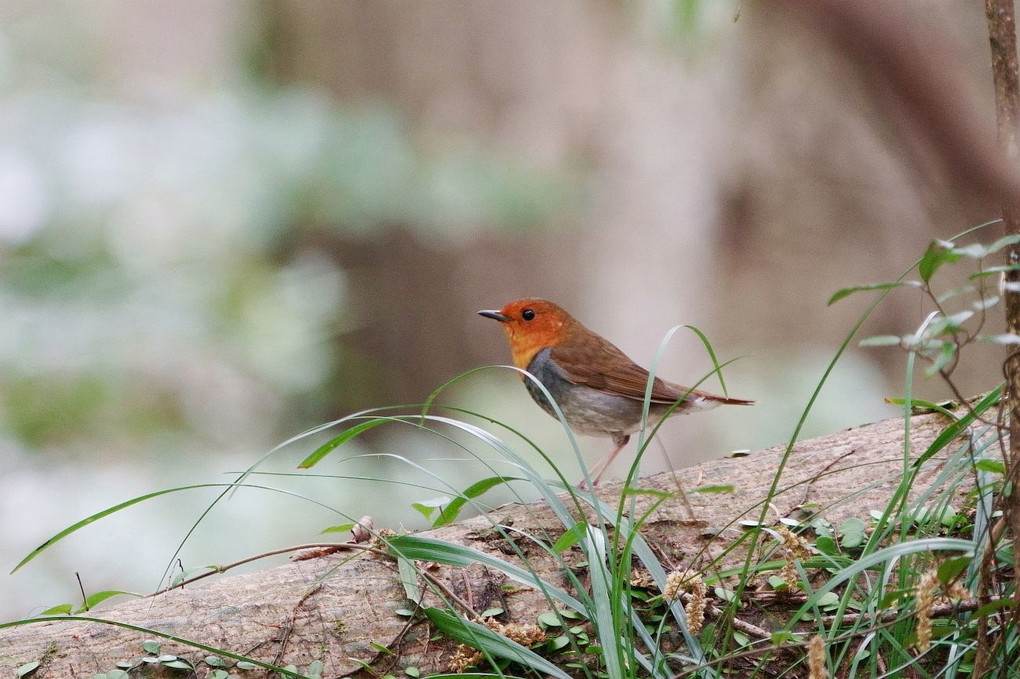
[478,298,575,370]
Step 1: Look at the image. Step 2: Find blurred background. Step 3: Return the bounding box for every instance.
[0,0,1006,619]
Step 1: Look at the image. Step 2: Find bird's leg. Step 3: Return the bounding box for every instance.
[580,434,630,488]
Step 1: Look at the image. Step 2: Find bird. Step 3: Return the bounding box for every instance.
[478,298,753,485]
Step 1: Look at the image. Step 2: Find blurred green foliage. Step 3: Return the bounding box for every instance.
[0,9,571,459]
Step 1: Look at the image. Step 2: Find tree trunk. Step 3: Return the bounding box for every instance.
[0,410,980,678]
[986,0,1020,621]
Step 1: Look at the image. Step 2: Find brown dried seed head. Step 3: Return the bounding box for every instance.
[914,569,939,653]
[807,635,828,679]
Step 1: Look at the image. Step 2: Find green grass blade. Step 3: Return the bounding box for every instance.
[387,536,585,613]
[0,616,304,676]
[77,590,142,612]
[11,483,225,573]
[424,608,571,679]
[298,418,390,468]
[433,476,521,527]
[912,385,1002,469]
[584,527,624,679]
[828,281,922,305]
[397,554,423,605]
[14,482,358,575]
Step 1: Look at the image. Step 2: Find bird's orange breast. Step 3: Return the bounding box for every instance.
[500,317,566,373]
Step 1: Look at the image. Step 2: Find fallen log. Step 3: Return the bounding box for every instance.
[0,409,988,678]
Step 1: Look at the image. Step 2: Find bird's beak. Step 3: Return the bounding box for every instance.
[478,309,511,322]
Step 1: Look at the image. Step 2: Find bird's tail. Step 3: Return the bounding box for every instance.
[715,395,755,406]
[684,392,755,412]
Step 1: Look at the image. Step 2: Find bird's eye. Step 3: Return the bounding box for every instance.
[521,308,536,321]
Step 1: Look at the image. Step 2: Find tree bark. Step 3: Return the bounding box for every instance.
[986,3,1020,617]
[0,410,982,678]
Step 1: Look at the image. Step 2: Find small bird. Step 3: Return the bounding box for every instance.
[479,298,753,485]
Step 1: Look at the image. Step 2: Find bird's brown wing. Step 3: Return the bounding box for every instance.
[548,340,688,403]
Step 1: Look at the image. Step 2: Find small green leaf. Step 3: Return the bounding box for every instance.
[810,517,834,538]
[621,487,671,499]
[976,459,1006,475]
[827,281,921,306]
[298,419,389,468]
[208,671,230,679]
[936,284,976,303]
[411,495,451,521]
[957,234,1020,258]
[919,240,961,282]
[141,640,161,655]
[39,604,73,616]
[433,476,519,527]
[414,496,452,509]
[972,295,1000,310]
[938,505,959,527]
[396,555,423,604]
[970,263,1020,279]
[405,666,421,678]
[169,566,211,589]
[815,535,837,555]
[817,592,840,608]
[859,335,903,347]
[879,590,904,608]
[410,503,436,520]
[537,611,563,628]
[161,660,193,670]
[977,333,1020,344]
[838,518,868,549]
[77,590,141,613]
[16,661,39,678]
[547,635,571,650]
[926,311,974,337]
[714,587,737,603]
[204,656,227,667]
[974,597,1015,617]
[771,631,794,645]
[885,397,959,416]
[235,660,258,670]
[937,556,972,585]
[839,531,865,549]
[552,523,585,553]
[694,484,735,494]
[925,341,956,376]
[320,522,356,534]
[480,607,504,618]
[838,518,866,533]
